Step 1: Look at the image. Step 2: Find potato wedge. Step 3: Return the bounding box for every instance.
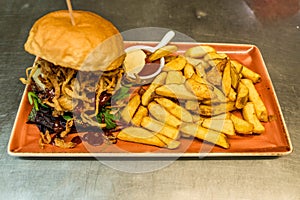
[194,62,208,77]
[155,84,197,100]
[228,87,237,102]
[151,71,168,85]
[230,64,240,89]
[155,133,181,149]
[183,63,196,79]
[141,116,180,140]
[202,119,235,136]
[206,67,222,86]
[148,101,182,128]
[164,55,178,63]
[165,70,185,85]
[185,100,200,111]
[199,101,236,116]
[208,86,227,103]
[185,78,214,100]
[155,97,193,122]
[204,52,228,61]
[185,45,215,58]
[192,114,203,123]
[185,58,210,72]
[230,113,253,134]
[209,113,231,120]
[241,66,261,83]
[185,57,202,66]
[148,45,178,62]
[208,58,227,72]
[131,106,148,126]
[190,73,206,84]
[241,79,268,122]
[242,102,265,134]
[222,61,232,97]
[141,72,167,106]
[163,56,186,71]
[235,82,249,109]
[117,127,166,147]
[121,94,141,123]
[231,60,243,73]
[180,122,229,149]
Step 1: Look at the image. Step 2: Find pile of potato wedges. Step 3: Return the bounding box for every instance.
[117,45,268,149]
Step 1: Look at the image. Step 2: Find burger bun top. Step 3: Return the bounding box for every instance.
[24,10,125,71]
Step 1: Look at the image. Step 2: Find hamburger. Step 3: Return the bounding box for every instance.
[21,10,126,148]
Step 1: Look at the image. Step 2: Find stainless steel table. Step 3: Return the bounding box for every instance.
[0,0,299,199]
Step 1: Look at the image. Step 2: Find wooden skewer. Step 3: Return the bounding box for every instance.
[66,0,76,26]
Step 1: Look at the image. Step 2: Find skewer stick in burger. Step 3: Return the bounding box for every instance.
[21,10,126,148]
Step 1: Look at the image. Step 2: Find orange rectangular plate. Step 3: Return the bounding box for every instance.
[7,42,293,157]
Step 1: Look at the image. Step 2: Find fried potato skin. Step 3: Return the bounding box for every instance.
[242,102,265,134]
[199,102,236,116]
[222,61,232,97]
[155,84,197,100]
[185,100,200,111]
[231,60,243,74]
[235,82,249,109]
[202,119,235,136]
[183,63,196,79]
[185,78,213,100]
[148,101,182,128]
[185,45,216,58]
[155,97,194,123]
[148,45,178,62]
[155,133,181,149]
[131,105,148,126]
[241,79,268,122]
[230,113,253,134]
[117,127,166,147]
[165,70,185,85]
[180,122,230,149]
[141,72,167,106]
[141,116,180,140]
[121,94,141,123]
[241,66,261,83]
[230,63,241,89]
[163,56,186,71]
